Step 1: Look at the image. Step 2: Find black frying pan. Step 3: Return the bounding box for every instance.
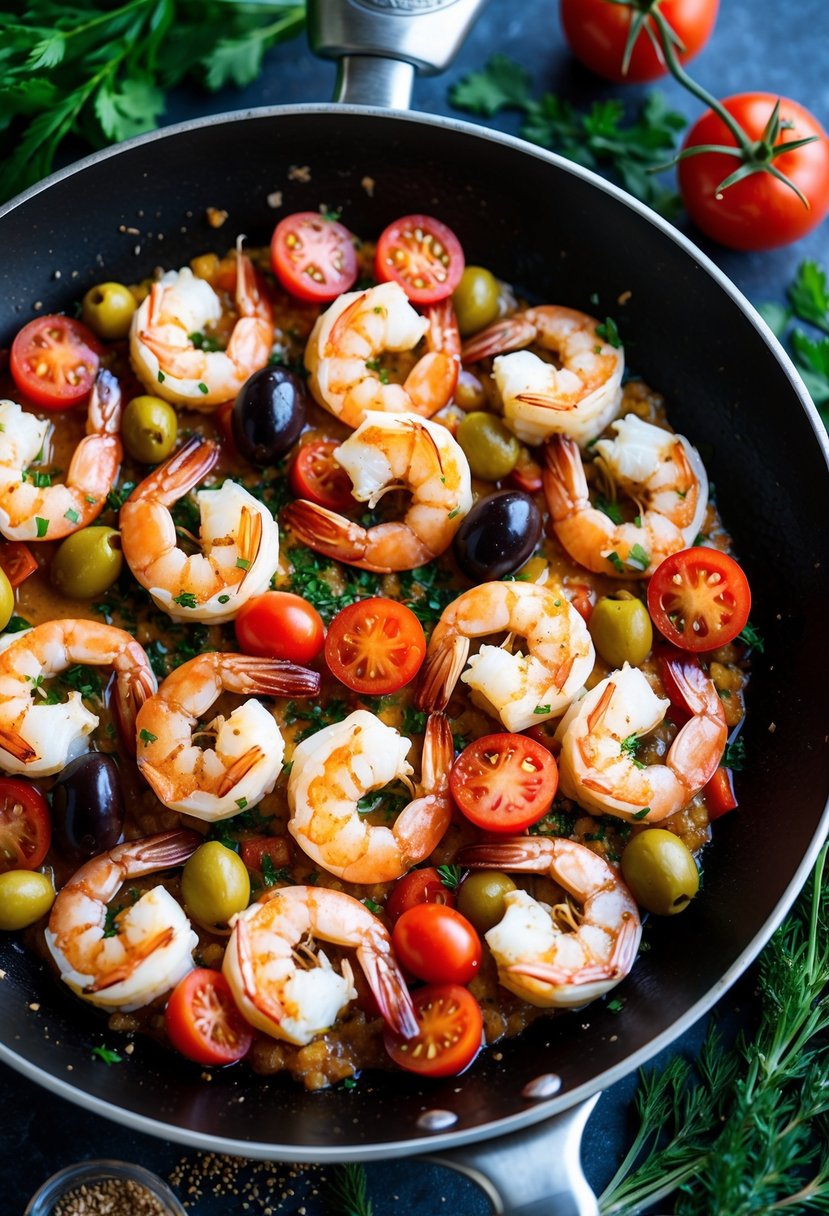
[1,2,828,1211]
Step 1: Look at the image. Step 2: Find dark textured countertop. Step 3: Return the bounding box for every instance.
[3,1,828,1212]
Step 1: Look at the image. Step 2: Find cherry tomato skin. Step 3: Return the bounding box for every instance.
[648,547,751,652]
[239,835,291,874]
[560,0,718,83]
[10,316,102,409]
[705,766,738,820]
[566,582,595,624]
[449,733,559,833]
[270,211,358,303]
[375,214,465,305]
[164,969,253,1066]
[655,644,705,723]
[0,542,38,588]
[234,592,325,664]
[0,778,51,873]
[679,95,829,250]
[384,983,483,1077]
[385,867,456,924]
[289,440,354,512]
[392,904,482,985]
[325,598,427,695]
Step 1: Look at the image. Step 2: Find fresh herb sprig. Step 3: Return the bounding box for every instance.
[599,842,829,1215]
[448,55,685,216]
[327,1163,373,1216]
[760,259,829,426]
[0,0,305,201]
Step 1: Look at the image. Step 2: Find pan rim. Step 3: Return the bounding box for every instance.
[1,99,828,1160]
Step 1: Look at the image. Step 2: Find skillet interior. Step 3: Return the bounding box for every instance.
[0,107,827,1158]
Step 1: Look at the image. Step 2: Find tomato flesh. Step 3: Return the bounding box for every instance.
[560,0,718,83]
[165,968,252,1066]
[289,439,354,512]
[375,214,465,305]
[385,867,456,924]
[392,904,482,986]
[0,542,38,588]
[647,547,751,652]
[270,211,358,303]
[10,316,102,409]
[384,983,483,1077]
[655,644,705,723]
[325,598,426,695]
[679,94,829,251]
[239,835,291,875]
[235,592,325,664]
[0,778,51,873]
[449,733,558,832]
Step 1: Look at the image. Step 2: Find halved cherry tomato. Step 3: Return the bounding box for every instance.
[385,866,456,924]
[0,542,37,588]
[705,766,738,820]
[655,644,705,723]
[164,968,253,1066]
[560,0,718,84]
[235,592,325,664]
[375,214,465,305]
[325,598,426,695]
[647,548,751,652]
[392,904,481,985]
[0,778,51,873]
[289,439,354,511]
[384,983,483,1077]
[239,835,291,874]
[10,315,102,410]
[270,211,358,303]
[449,733,558,833]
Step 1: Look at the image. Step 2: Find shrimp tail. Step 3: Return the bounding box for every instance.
[456,837,555,873]
[87,368,123,436]
[281,501,366,564]
[113,662,157,757]
[357,939,419,1040]
[419,712,455,793]
[543,436,588,521]
[216,746,265,797]
[234,912,286,1023]
[0,727,38,763]
[461,316,537,364]
[236,506,263,582]
[126,435,220,508]
[220,654,321,699]
[122,829,203,873]
[414,636,470,713]
[517,392,577,413]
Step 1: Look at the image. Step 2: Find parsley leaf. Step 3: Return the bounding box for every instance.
[788,260,829,334]
[620,734,646,769]
[723,736,746,771]
[449,57,685,215]
[437,864,462,891]
[92,1044,122,1065]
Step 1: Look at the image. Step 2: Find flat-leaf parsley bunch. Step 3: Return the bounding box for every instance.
[0,0,305,201]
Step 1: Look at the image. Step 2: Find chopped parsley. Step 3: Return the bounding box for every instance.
[261,855,289,887]
[534,704,552,715]
[235,797,248,810]
[595,495,623,525]
[738,620,765,653]
[596,316,622,348]
[92,1045,122,1065]
[627,543,650,571]
[139,729,157,746]
[631,806,652,821]
[188,331,223,352]
[64,507,80,524]
[364,357,389,384]
[4,615,31,633]
[218,594,230,604]
[356,783,410,821]
[620,734,646,769]
[363,898,383,915]
[607,551,626,573]
[437,864,462,891]
[35,516,49,538]
[158,370,165,383]
[197,382,209,394]
[723,736,746,771]
[235,557,250,570]
[447,507,460,520]
[173,591,198,609]
[530,808,574,838]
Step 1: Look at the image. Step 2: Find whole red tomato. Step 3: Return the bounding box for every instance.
[678,94,829,250]
[560,0,718,84]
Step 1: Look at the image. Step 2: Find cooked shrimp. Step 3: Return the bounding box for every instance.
[119,435,279,623]
[136,653,320,822]
[462,306,623,446]
[0,620,155,777]
[129,243,273,410]
[456,836,641,1008]
[304,282,459,427]
[556,662,726,822]
[0,370,122,543]
[224,885,418,1046]
[282,411,472,573]
[287,710,454,884]
[415,581,594,732]
[543,415,708,578]
[44,830,201,1011]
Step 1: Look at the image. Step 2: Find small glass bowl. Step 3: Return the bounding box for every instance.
[25,1159,187,1216]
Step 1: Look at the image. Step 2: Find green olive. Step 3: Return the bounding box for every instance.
[453,266,501,337]
[457,870,517,933]
[457,411,521,481]
[51,527,122,600]
[81,281,138,341]
[0,568,13,632]
[0,870,55,930]
[621,829,699,916]
[589,592,653,668]
[181,841,250,928]
[122,396,178,465]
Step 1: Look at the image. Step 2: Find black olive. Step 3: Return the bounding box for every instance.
[453,489,542,582]
[51,753,125,865]
[232,366,308,467]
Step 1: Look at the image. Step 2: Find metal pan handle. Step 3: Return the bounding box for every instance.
[426,1096,601,1215]
[307,0,492,108]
